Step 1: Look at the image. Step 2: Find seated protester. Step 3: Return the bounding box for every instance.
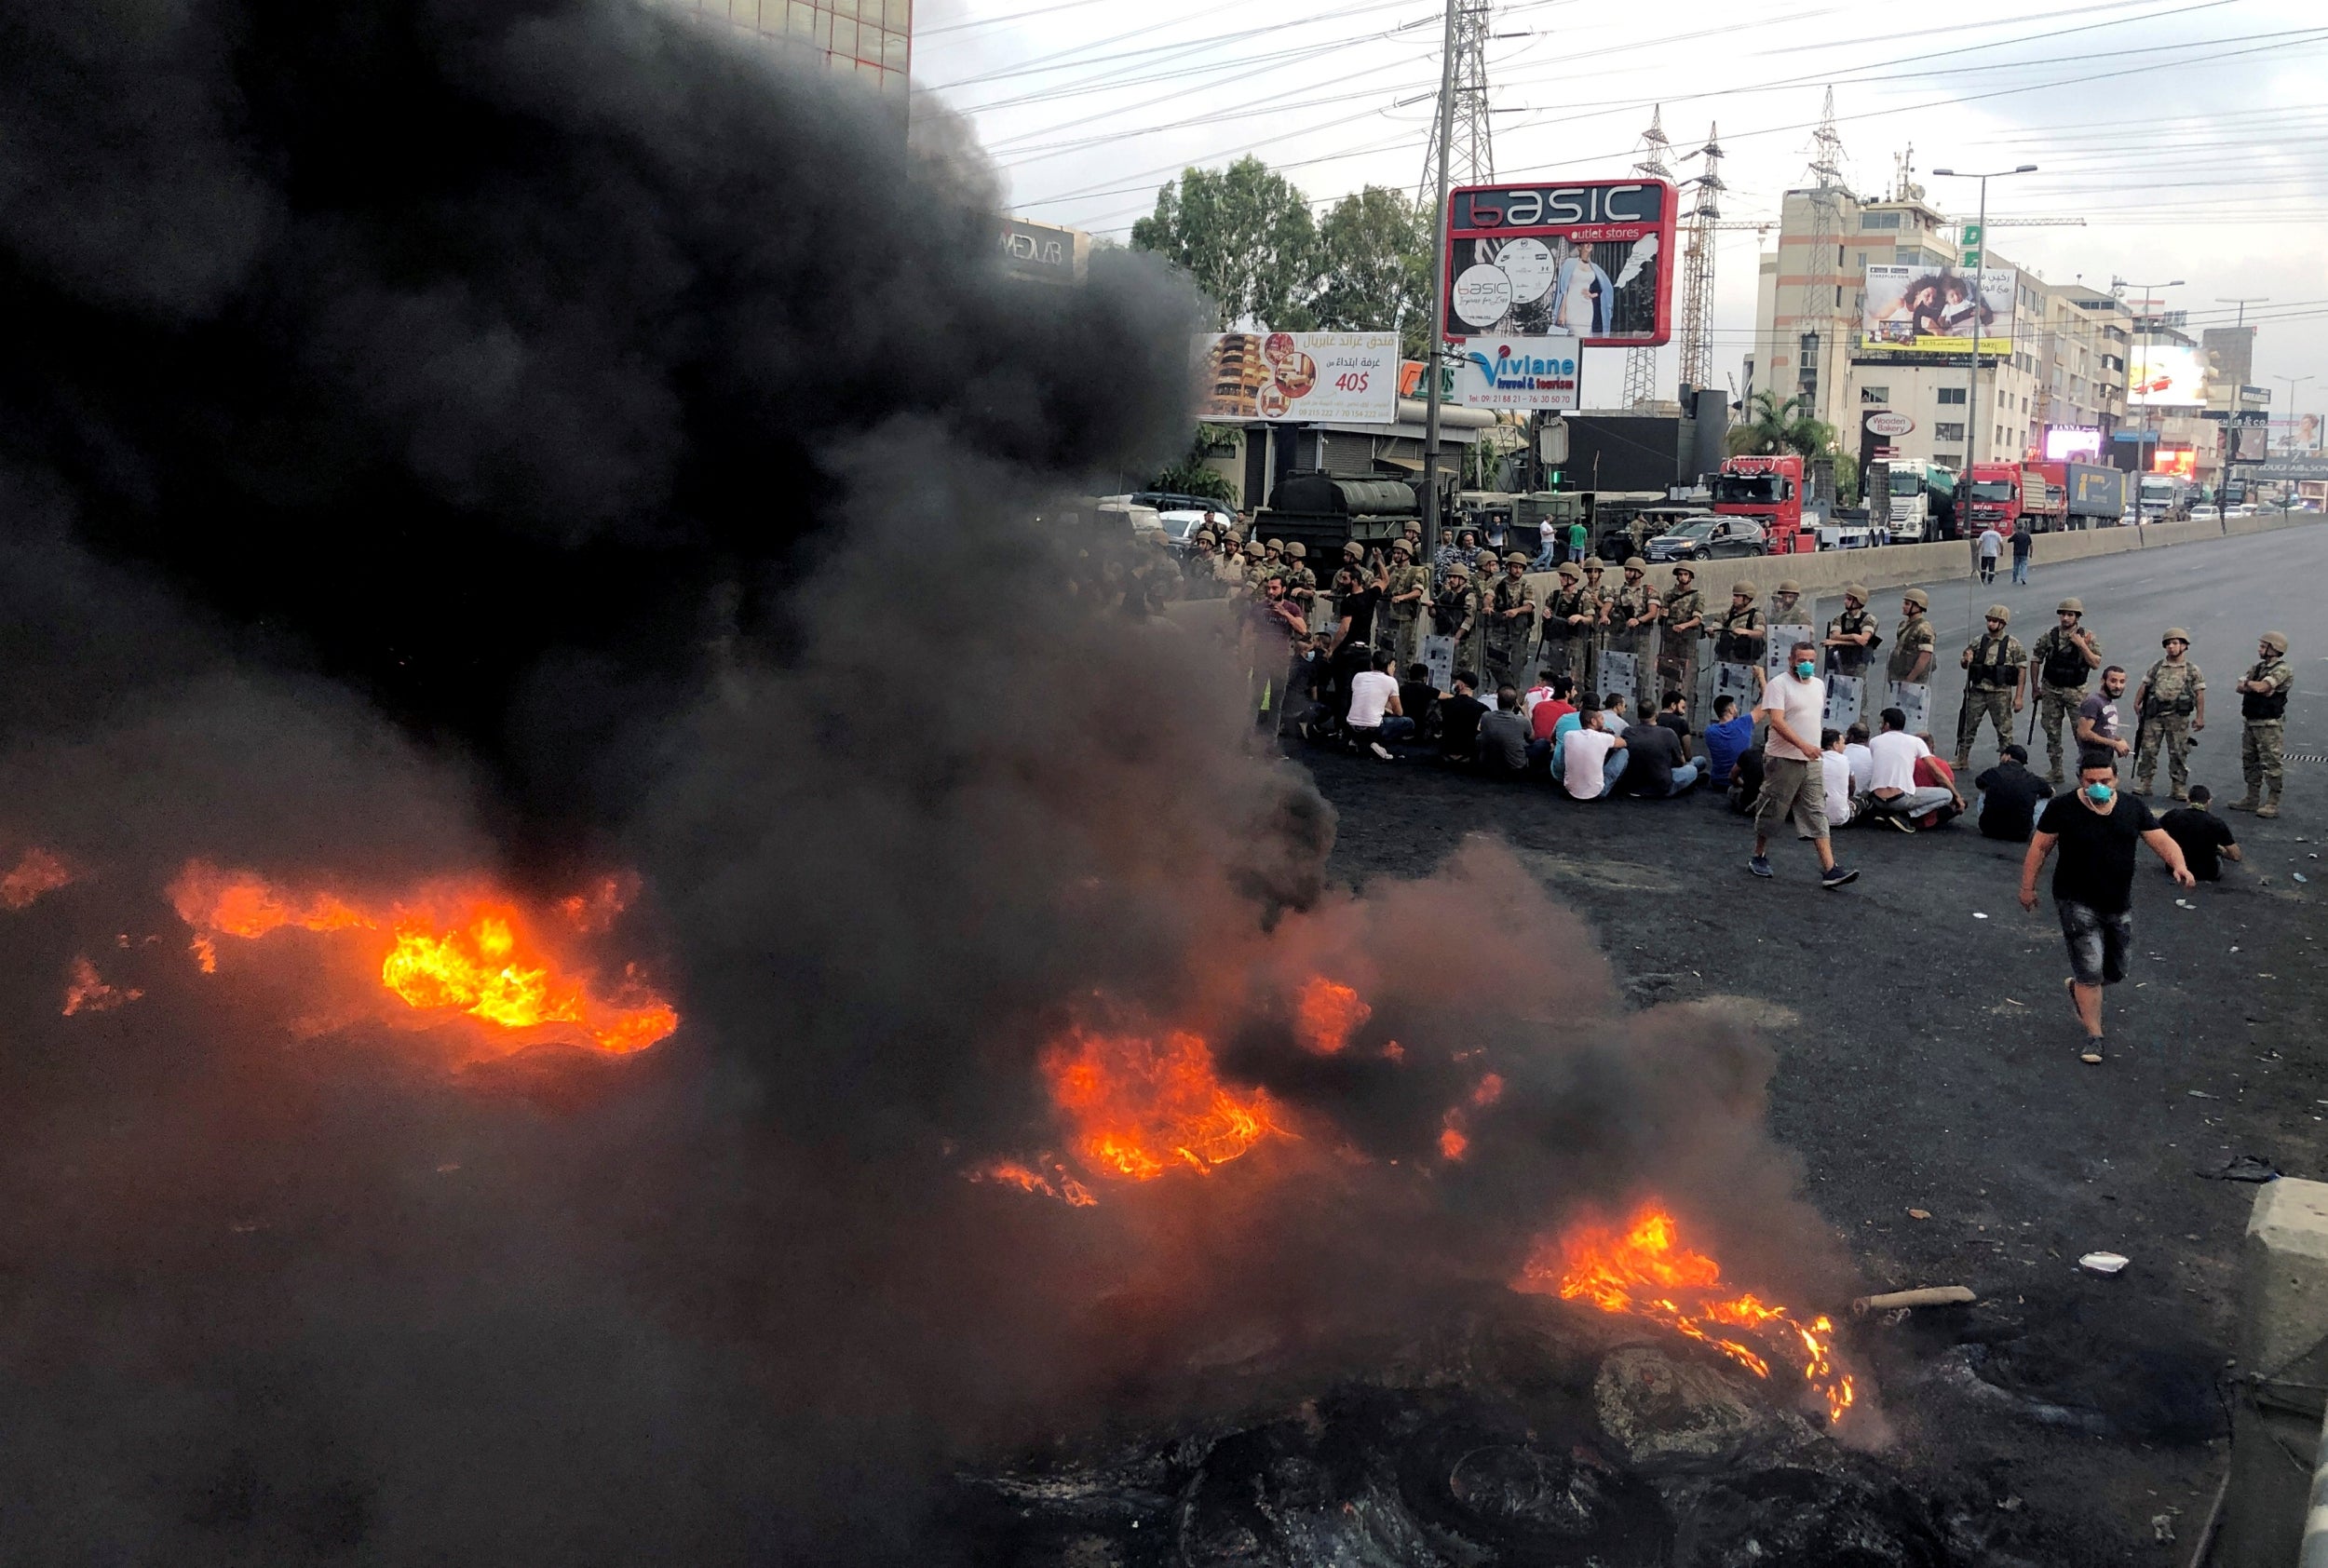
[1912,746,1967,830]
[2159,785,2241,881]
[1726,739,1767,815]
[1844,723,1874,796]
[1619,710,1700,798]
[1975,743,2053,842]
[1545,695,1590,777]
[1702,695,1755,786]
[1654,690,1692,750]
[1861,708,1958,832]
[1435,670,1490,764]
[1820,728,1856,830]
[1523,669,1558,722]
[1400,663,1444,746]
[1322,634,1375,729]
[1558,708,1631,800]
[1345,649,1413,760]
[1530,676,1577,742]
[1478,686,1534,780]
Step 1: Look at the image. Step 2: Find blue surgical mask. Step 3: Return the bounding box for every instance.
[1794,660,1816,680]
[2085,781,2114,804]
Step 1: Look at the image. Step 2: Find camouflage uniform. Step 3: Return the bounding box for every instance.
[1713,596,1765,687]
[2029,606,2103,786]
[1485,554,1538,689]
[1577,561,1615,695]
[1466,550,1500,678]
[2232,635,2294,816]
[1657,570,1707,710]
[1609,566,1658,656]
[1382,548,1429,664]
[1826,599,1879,680]
[1954,615,2027,769]
[1888,605,1936,686]
[2134,638,2204,799]
[1429,569,1480,669]
[1542,563,1590,684]
[1281,543,1319,626]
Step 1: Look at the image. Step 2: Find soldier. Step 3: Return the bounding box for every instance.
[1282,540,1319,619]
[1381,538,1429,663]
[1542,560,1590,685]
[1486,551,1539,689]
[1889,587,1937,688]
[1823,583,1880,682]
[1330,540,1370,615]
[1954,604,2027,771]
[1578,556,1615,696]
[2230,630,2294,818]
[1713,579,1766,696]
[1429,561,1480,662]
[1469,547,1501,677]
[1768,578,1807,630]
[1658,562,1707,712]
[1215,532,1248,589]
[2028,598,2104,787]
[1606,556,1658,709]
[2133,629,2206,801]
[1262,537,1287,578]
[1237,537,1266,595]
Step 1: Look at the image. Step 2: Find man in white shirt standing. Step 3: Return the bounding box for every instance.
[1751,641,1860,887]
[1860,706,1963,831]
[1977,522,2005,586]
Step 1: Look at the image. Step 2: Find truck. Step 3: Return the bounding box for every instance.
[1252,470,1423,561]
[1965,463,2034,535]
[2136,473,2199,521]
[1711,453,1813,553]
[2019,461,2127,531]
[1877,460,1956,542]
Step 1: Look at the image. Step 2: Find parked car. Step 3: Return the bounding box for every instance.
[2189,504,2222,523]
[1644,516,1767,561]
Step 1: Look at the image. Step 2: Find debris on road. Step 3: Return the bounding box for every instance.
[1853,1285,1977,1314]
[2196,1155,2279,1183]
[2078,1252,2129,1276]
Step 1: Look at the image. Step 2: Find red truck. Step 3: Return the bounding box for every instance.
[1711,453,1813,553]
[1965,462,2036,535]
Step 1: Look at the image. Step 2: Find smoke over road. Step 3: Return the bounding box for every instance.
[0,2,1860,1561]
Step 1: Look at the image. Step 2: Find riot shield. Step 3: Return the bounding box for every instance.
[1766,624,1814,680]
[1713,662,1760,714]
[1822,673,1864,733]
[1420,634,1458,696]
[1888,681,1932,736]
[1598,651,1639,715]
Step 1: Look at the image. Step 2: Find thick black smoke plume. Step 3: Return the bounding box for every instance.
[0,2,1861,1562]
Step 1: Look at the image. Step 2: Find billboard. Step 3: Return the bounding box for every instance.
[2152,446,2198,479]
[1443,181,1677,346]
[1857,264,2016,359]
[1197,331,1399,423]
[2199,326,2254,412]
[1450,335,1580,410]
[998,217,1089,286]
[2043,425,2103,462]
[2129,342,2205,407]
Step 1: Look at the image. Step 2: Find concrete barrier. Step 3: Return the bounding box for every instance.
[2221,1177,2328,1568]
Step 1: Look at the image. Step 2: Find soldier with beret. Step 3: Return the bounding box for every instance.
[2134,629,2205,801]
[1955,603,2027,771]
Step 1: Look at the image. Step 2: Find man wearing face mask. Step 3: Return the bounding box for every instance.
[1749,642,1860,889]
[2019,761,2195,1064]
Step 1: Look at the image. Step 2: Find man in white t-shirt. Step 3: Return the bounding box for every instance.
[1821,727,1855,830]
[1559,708,1630,800]
[1750,641,1859,887]
[1344,649,1413,760]
[1977,523,2005,585]
[1843,722,1874,795]
[1861,705,1961,831]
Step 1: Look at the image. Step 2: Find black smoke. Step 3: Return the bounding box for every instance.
[0,2,1862,1562]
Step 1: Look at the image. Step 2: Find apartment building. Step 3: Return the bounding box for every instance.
[653,0,912,109]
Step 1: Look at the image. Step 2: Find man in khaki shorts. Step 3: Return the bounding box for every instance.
[1750,640,1861,889]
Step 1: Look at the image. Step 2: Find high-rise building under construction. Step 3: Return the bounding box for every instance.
[655,0,912,110]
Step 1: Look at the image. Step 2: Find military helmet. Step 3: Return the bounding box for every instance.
[1902,587,1930,611]
[1671,561,1695,578]
[1503,550,1531,566]
[1286,540,1306,559]
[1445,561,1470,579]
[1623,556,1648,572]
[1775,577,1803,595]
[2162,627,2191,646]
[1342,540,1364,559]
[1842,581,1869,603]
[2263,630,2291,654]
[1242,539,1264,558]
[1985,604,2010,624]
[2056,597,2084,615]
[1556,561,1581,578]
[1194,529,1216,546]
[1265,537,1284,552]
[1389,538,1414,557]
[1475,548,1498,567]
[1583,556,1606,571]
[1731,579,1758,599]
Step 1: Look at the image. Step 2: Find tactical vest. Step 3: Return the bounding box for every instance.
[2243,661,2289,721]
[1714,610,1761,663]
[2142,660,2199,718]
[2039,631,2092,691]
[1968,635,2016,691]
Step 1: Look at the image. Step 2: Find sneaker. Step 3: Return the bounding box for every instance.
[1820,865,1860,889]
[1368,741,1394,762]
[2080,1041,2105,1065]
[1748,855,1774,879]
[1886,813,1917,834]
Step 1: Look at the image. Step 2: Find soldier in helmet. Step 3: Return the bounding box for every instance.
[1262,537,1287,578]
[2231,630,2294,818]
[1890,587,1937,688]
[1282,540,1318,620]
[1381,537,1429,663]
[2133,629,2206,800]
[2029,598,2104,786]
[1823,582,1879,682]
[1768,578,1807,629]
[1430,560,1480,657]
[1486,550,1539,689]
[1467,547,1501,677]
[1542,560,1590,685]
[1713,579,1766,697]
[1237,537,1266,596]
[1955,603,2027,771]
[1578,556,1615,695]
[1658,562,1708,716]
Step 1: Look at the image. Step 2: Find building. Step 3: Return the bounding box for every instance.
[652,0,912,111]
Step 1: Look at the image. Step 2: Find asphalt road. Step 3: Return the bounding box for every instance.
[1297,523,2328,1564]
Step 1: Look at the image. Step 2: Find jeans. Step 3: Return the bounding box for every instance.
[2010,553,2030,583]
[1643,759,1702,797]
[1566,749,1630,799]
[1531,545,1561,570]
[1868,785,1955,819]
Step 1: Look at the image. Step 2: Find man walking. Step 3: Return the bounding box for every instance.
[2029,599,2103,786]
[1749,641,1860,888]
[2132,629,2205,801]
[1567,517,1589,564]
[2010,520,2034,585]
[1954,604,2027,771]
[2019,760,2195,1063]
[1976,521,2005,585]
[2230,630,2295,818]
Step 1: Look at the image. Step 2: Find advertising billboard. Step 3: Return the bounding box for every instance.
[1443,181,1677,346]
[2129,343,2205,407]
[2199,326,2254,412]
[1857,264,2016,360]
[998,217,1090,286]
[2151,445,2198,479]
[1197,331,1399,423]
[1450,335,1580,410]
[2043,425,2104,462]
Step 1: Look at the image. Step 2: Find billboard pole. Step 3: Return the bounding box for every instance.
[1420,0,1459,567]
[1931,164,2034,494]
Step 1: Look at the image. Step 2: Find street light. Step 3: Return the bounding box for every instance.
[1929,166,2037,487]
[2113,275,2184,512]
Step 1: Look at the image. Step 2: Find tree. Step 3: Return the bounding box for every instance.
[1149,424,1239,503]
[1726,389,1836,460]
[1310,186,1432,359]
[1131,157,1319,330]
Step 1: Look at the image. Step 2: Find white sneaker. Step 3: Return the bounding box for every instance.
[1369,742,1394,762]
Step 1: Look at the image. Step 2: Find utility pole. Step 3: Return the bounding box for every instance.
[1419,0,1463,565]
[2275,374,2314,514]
[1675,122,1724,399]
[1797,88,1846,427]
[1930,164,2036,480]
[2216,295,2267,328]
[1621,105,1673,409]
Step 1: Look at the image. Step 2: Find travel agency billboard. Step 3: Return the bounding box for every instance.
[1442,180,1676,347]
[1450,335,1581,410]
[1857,264,2017,360]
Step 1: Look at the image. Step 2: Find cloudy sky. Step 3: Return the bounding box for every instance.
[912,0,2328,428]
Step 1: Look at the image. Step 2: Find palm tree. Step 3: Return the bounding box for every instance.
[1726,389,1836,459]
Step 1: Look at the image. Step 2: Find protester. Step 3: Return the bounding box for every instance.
[1399,662,1441,743]
[1843,722,1874,795]
[1820,728,1856,830]
[2159,786,2240,882]
[1860,708,1958,832]
[1911,748,1966,829]
[1975,743,2052,842]
[2019,760,2196,1063]
[1344,649,1411,760]
[1620,707,1699,798]
[1750,642,1859,886]
[1977,521,2005,585]
[1436,670,1489,763]
[1727,738,1766,815]
[1478,686,1533,779]
[1530,675,1577,742]
[2075,665,2132,767]
[1654,689,1692,749]
[1559,706,1630,800]
[2010,520,2034,585]
[1702,695,1754,785]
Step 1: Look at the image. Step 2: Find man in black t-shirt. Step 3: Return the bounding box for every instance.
[2019,760,2195,1064]
[1975,743,2053,841]
[2159,786,2240,881]
[1436,670,1490,764]
[1620,717,1700,797]
[1401,663,1443,747]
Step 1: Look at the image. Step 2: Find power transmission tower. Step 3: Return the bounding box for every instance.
[1675,121,1724,399]
[1620,104,1673,408]
[1796,87,1848,418]
[1415,0,1496,210]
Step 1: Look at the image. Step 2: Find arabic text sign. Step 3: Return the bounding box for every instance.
[1196,331,1399,423]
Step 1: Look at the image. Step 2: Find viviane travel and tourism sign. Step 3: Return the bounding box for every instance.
[1450,335,1580,411]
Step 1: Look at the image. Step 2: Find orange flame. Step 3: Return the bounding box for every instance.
[1040,1023,1287,1181]
[169,861,678,1057]
[968,1156,1098,1208]
[3,847,75,911]
[1517,1204,1856,1424]
[1293,977,1370,1055]
[61,954,141,1016]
